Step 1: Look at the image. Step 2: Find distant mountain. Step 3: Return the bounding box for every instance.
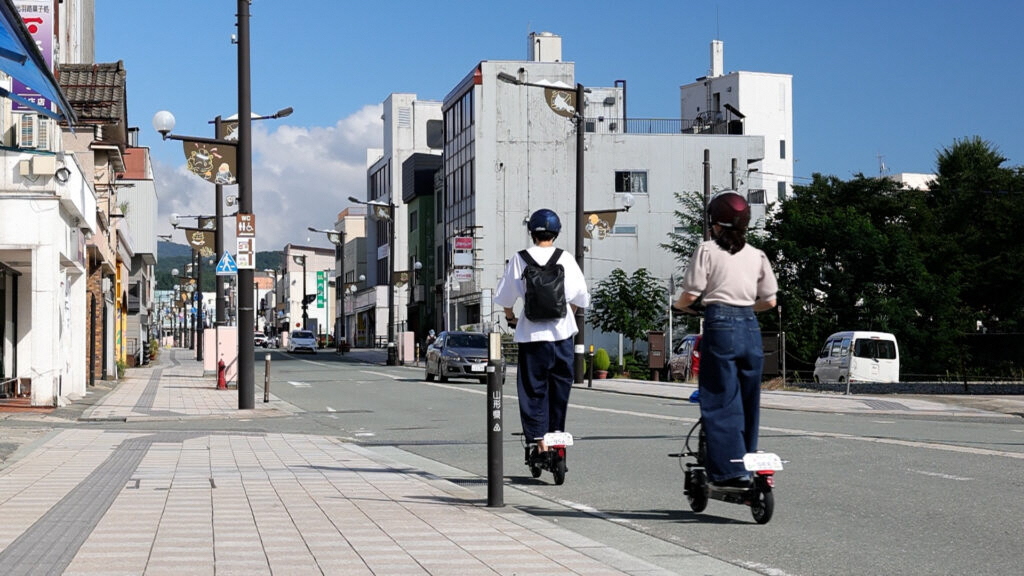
[155,242,283,290]
[158,241,192,259]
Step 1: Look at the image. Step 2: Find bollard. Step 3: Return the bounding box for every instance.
[486,331,504,507]
[415,342,420,366]
[586,345,594,388]
[264,353,271,403]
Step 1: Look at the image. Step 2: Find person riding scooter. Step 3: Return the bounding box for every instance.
[673,191,778,489]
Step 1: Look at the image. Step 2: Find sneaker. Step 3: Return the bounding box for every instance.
[711,476,752,490]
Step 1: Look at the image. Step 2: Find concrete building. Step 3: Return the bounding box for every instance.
[0,0,100,406]
[423,32,776,357]
[281,244,335,339]
[679,39,794,212]
[360,94,442,353]
[119,138,158,366]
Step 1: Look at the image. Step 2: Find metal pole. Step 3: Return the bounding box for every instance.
[236,0,255,410]
[196,252,204,362]
[573,82,586,384]
[301,257,308,328]
[336,233,344,353]
[214,116,227,327]
[264,353,270,403]
[486,331,504,507]
[703,149,711,241]
[387,204,397,365]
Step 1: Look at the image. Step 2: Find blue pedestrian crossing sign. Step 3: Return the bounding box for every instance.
[215,251,239,276]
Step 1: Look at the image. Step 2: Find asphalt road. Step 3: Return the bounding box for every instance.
[257,351,1024,576]
[3,350,1021,576]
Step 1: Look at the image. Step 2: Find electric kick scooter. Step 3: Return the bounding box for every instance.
[520,431,573,485]
[669,395,784,524]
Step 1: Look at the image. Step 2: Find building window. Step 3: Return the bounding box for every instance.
[747,189,766,205]
[779,139,786,160]
[778,181,788,202]
[611,225,637,235]
[614,170,647,194]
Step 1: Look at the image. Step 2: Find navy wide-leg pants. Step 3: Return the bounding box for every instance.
[517,338,575,442]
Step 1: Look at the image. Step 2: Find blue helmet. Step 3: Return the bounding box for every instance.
[527,209,561,234]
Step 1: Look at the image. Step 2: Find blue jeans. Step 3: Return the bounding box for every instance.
[698,304,763,481]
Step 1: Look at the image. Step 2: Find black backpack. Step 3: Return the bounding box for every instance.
[519,249,567,321]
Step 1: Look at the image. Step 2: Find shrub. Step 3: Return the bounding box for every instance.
[593,348,611,371]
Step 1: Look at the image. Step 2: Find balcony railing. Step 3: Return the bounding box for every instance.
[583,117,743,136]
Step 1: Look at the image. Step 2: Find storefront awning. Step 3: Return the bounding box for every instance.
[0,0,76,123]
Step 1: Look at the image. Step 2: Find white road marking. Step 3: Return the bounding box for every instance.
[363,370,402,380]
[416,379,1024,459]
[909,469,972,481]
[288,381,311,388]
[326,406,336,412]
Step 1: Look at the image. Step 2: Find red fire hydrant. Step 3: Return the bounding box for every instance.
[217,359,227,390]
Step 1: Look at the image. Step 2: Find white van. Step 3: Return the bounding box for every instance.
[813,331,899,383]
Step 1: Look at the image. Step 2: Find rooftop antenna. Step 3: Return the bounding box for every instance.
[877,154,889,176]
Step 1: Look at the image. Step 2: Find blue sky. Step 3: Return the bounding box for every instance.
[96,0,1024,249]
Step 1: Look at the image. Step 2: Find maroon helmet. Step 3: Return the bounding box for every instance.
[707,191,751,231]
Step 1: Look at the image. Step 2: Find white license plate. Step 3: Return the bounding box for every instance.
[543,432,573,446]
[470,363,486,372]
[741,452,783,471]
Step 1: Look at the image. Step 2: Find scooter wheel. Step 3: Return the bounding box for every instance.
[529,464,542,478]
[685,470,708,513]
[750,487,774,524]
[552,457,566,485]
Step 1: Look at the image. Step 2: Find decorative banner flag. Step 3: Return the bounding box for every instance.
[392,270,410,287]
[583,212,618,240]
[182,140,237,185]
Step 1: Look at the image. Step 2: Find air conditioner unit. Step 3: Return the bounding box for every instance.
[16,115,50,151]
[16,114,36,148]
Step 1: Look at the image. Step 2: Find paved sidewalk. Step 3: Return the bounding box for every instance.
[0,349,752,576]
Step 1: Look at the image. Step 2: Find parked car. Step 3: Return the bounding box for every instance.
[287,330,317,354]
[669,334,702,382]
[424,330,489,383]
[813,331,899,384]
[253,332,268,348]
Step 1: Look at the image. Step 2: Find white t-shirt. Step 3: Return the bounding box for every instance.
[494,246,591,343]
[682,240,778,306]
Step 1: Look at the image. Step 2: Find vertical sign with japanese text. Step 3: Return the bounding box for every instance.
[235,213,256,269]
[12,1,54,112]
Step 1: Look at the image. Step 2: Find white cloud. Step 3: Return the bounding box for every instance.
[156,104,383,251]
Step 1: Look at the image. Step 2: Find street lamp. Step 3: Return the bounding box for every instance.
[349,195,398,365]
[263,268,280,341]
[209,106,292,327]
[308,226,345,352]
[292,254,308,329]
[152,1,257,410]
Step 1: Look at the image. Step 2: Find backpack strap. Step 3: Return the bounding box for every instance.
[519,248,563,267]
[518,249,538,267]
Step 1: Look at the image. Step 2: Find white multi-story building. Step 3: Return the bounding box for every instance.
[281,244,335,338]
[680,39,794,210]
[359,33,792,358]
[361,94,442,350]
[430,33,775,355]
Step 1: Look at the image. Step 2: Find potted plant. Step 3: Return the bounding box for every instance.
[593,348,611,379]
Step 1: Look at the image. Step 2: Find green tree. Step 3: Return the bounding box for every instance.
[660,190,706,265]
[588,268,666,354]
[757,174,951,376]
[926,137,1024,333]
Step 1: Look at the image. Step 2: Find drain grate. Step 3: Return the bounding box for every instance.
[862,399,908,411]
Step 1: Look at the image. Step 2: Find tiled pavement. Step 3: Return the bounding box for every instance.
[0,349,758,576]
